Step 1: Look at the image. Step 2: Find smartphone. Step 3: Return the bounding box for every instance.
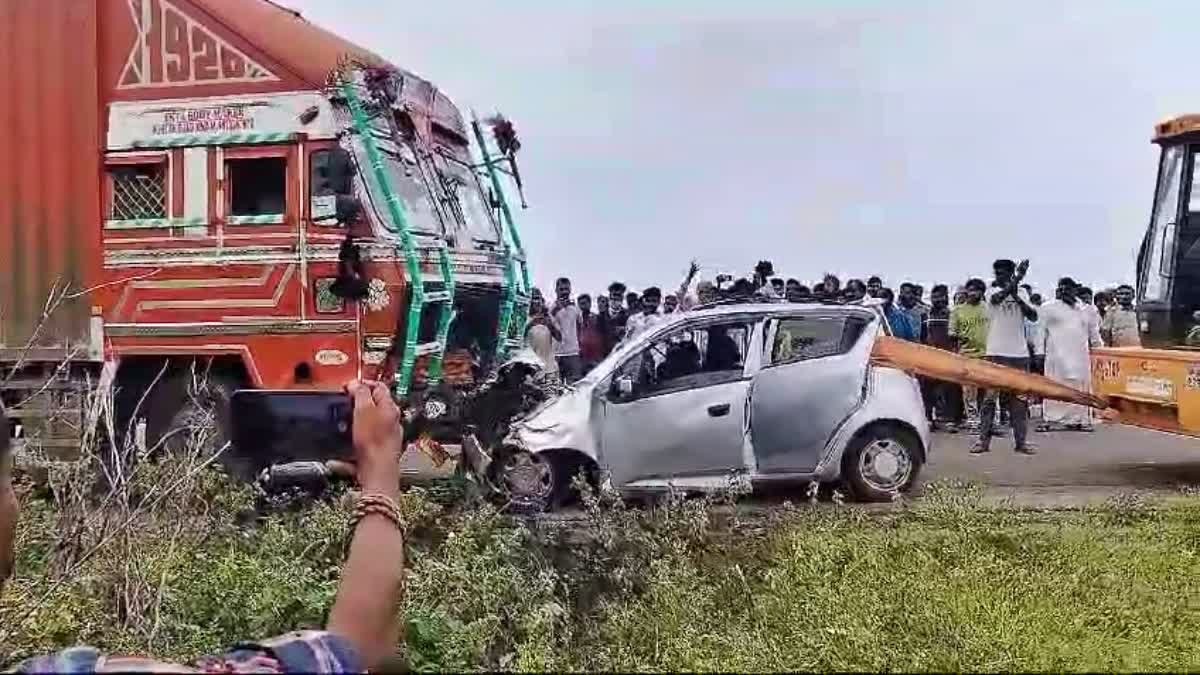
[230,390,354,468]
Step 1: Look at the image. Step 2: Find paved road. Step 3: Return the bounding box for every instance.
[401,422,1200,507]
[921,422,1200,506]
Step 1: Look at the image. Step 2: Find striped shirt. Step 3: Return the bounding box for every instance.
[13,630,361,674]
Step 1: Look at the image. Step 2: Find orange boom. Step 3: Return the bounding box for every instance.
[871,336,1110,410]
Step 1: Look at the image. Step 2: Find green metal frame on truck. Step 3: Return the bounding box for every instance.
[473,117,532,363]
[340,74,457,397]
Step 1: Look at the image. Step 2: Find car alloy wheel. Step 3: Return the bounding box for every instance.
[497,451,555,503]
[857,438,913,493]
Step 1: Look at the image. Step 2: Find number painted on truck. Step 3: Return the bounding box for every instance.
[118,0,279,89]
[1093,358,1121,382]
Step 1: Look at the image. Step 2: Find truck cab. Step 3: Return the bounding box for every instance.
[1136,115,1200,347]
[0,0,531,477]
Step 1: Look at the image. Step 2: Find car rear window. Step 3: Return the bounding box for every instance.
[769,314,870,366]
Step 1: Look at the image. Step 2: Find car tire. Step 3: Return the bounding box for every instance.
[490,449,574,513]
[842,424,923,502]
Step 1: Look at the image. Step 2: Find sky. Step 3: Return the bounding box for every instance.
[286,0,1192,297]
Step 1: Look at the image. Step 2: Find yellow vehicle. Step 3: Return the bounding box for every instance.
[1090,115,1200,437]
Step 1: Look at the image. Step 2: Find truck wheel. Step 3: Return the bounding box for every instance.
[843,424,923,502]
[145,373,254,481]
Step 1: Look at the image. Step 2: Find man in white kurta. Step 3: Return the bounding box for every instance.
[1040,279,1102,430]
[1076,286,1104,348]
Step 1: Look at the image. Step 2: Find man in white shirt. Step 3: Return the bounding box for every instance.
[975,258,1039,455]
[551,277,583,383]
[1040,278,1103,431]
[524,289,561,382]
[1025,293,1046,371]
[624,286,665,343]
[1075,286,1104,347]
[1024,292,1047,422]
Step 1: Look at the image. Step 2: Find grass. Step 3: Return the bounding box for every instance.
[4,470,1200,672]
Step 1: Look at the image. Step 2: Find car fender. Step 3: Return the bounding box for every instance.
[812,364,931,480]
[506,384,601,461]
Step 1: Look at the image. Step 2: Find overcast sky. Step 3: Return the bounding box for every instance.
[287,0,1189,296]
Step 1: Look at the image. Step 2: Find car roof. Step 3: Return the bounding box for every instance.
[670,301,878,322]
[593,302,882,377]
[640,302,879,336]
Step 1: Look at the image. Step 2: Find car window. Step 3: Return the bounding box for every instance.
[768,315,870,366]
[612,319,752,399]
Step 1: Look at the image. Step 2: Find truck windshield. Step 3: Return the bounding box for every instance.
[349,134,445,237]
[434,150,501,244]
[1141,145,1183,302]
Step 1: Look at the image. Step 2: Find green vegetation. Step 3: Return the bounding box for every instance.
[4,468,1200,672]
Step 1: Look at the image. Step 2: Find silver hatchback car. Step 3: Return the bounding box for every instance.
[490,303,931,507]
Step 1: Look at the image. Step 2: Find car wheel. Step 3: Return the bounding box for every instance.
[843,424,923,502]
[491,449,565,512]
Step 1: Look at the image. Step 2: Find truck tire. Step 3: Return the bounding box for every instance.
[842,424,923,502]
[144,372,254,481]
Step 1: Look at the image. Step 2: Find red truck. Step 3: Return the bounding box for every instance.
[0,0,531,477]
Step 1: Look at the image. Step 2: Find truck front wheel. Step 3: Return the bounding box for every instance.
[144,372,254,480]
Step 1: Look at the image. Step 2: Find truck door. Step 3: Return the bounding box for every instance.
[1139,144,1184,344]
[1173,147,1200,336]
[217,145,305,319]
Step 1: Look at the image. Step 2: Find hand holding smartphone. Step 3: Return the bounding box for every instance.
[231,382,407,490]
[230,389,356,469]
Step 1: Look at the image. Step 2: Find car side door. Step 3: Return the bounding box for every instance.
[750,311,875,474]
[598,317,760,488]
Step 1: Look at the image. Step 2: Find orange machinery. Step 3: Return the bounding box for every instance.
[1088,114,1200,438]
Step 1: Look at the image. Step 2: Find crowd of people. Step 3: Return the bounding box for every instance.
[525,258,1143,454]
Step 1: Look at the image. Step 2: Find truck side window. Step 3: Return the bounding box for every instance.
[227,157,287,219]
[108,162,167,221]
[310,150,336,222]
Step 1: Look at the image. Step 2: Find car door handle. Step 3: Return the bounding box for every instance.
[707,403,731,417]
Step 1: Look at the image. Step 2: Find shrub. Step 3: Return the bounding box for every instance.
[6,469,1200,671]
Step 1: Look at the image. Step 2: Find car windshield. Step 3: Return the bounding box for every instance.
[580,313,691,385]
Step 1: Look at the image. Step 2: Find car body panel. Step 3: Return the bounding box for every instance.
[600,377,750,485]
[808,362,931,481]
[749,311,874,473]
[505,303,930,494]
[510,384,599,458]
